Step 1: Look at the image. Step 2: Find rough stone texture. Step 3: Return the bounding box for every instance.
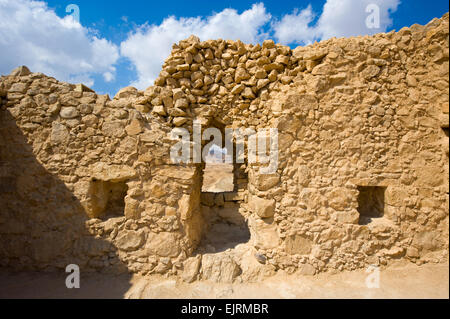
[0,14,448,280]
[182,255,202,283]
[200,253,241,283]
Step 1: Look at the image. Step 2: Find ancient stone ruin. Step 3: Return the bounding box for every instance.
[0,13,448,283]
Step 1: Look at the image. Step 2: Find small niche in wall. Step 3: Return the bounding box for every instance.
[357,186,386,225]
[442,126,449,138]
[103,181,128,218]
[90,178,128,219]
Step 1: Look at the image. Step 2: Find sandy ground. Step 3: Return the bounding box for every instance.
[202,163,234,193]
[0,261,447,299]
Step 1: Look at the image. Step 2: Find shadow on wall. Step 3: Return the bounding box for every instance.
[0,109,132,298]
[198,195,250,254]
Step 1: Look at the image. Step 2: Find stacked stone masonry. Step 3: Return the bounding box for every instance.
[0,13,448,283]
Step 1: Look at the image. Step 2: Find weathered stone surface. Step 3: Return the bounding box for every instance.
[182,255,202,283]
[115,86,138,99]
[125,119,143,136]
[201,254,241,283]
[145,232,181,257]
[115,230,145,251]
[285,234,313,255]
[10,65,31,76]
[60,107,79,119]
[248,216,280,250]
[92,163,136,182]
[249,195,276,218]
[50,122,69,144]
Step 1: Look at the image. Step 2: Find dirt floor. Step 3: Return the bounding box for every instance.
[0,261,447,299]
[202,163,234,193]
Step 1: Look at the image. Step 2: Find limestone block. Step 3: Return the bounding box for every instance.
[182,255,202,283]
[124,197,141,219]
[145,232,181,257]
[299,263,316,276]
[152,105,167,116]
[173,117,188,126]
[10,65,31,76]
[250,172,280,191]
[50,122,69,144]
[201,254,241,283]
[178,194,193,220]
[60,107,79,119]
[284,234,312,255]
[125,119,143,136]
[115,230,145,252]
[328,187,354,211]
[92,164,136,182]
[9,82,29,93]
[248,216,280,250]
[114,86,138,99]
[249,195,275,218]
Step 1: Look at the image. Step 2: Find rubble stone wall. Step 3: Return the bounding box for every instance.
[0,13,448,282]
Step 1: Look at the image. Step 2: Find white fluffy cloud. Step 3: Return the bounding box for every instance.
[273,0,400,45]
[120,3,271,89]
[121,1,399,90]
[316,0,400,40]
[0,0,400,91]
[0,0,119,87]
[272,5,316,45]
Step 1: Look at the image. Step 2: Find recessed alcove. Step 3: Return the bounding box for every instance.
[357,186,386,225]
[89,178,128,219]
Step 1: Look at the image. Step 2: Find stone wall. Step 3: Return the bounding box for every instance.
[0,13,448,282]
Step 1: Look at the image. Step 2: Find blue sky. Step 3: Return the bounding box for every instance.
[0,0,448,96]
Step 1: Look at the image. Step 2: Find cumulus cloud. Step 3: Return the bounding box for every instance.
[272,0,400,45]
[121,1,399,90]
[0,0,400,91]
[316,0,400,40]
[272,5,316,46]
[120,3,271,89]
[0,0,119,87]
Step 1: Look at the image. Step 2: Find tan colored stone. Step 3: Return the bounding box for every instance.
[285,234,312,255]
[249,195,276,218]
[182,255,202,283]
[201,254,241,283]
[115,230,145,251]
[10,65,31,76]
[145,232,181,257]
[125,119,143,136]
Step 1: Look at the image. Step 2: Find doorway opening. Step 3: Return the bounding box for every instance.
[197,135,250,254]
[201,144,234,193]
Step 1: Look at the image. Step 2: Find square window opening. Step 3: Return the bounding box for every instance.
[357,186,386,225]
